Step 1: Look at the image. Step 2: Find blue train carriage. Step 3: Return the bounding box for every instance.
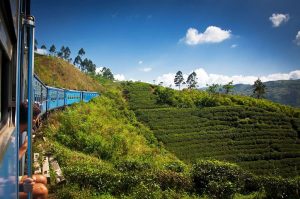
[82,91,100,102]
[33,75,47,114]
[47,86,65,110]
[0,0,33,198]
[65,89,82,105]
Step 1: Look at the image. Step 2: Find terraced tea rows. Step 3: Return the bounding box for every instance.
[123,82,300,177]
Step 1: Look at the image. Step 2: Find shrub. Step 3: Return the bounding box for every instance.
[191,160,258,198]
[261,176,299,199]
[155,170,193,191]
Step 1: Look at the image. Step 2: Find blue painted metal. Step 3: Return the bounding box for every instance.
[82,91,99,102]
[33,75,47,114]
[47,87,65,110]
[65,90,82,105]
[22,15,36,199]
[15,0,23,197]
[25,17,35,199]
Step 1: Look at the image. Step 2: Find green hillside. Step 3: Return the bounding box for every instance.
[233,79,300,107]
[33,55,300,198]
[123,82,300,177]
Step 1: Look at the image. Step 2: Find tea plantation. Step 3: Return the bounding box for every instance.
[34,56,300,198]
[123,82,300,177]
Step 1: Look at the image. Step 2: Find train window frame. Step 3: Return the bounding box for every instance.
[0,49,2,122]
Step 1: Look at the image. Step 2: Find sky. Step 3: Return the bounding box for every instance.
[32,0,300,87]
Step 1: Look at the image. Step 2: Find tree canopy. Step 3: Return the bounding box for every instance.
[174,71,184,90]
[186,72,197,89]
[253,78,266,99]
[223,81,234,94]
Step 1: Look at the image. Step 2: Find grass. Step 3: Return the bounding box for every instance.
[33,56,300,198]
[35,54,104,92]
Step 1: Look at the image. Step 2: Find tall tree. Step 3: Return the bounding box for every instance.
[223,81,234,94]
[41,45,47,50]
[58,46,65,58]
[174,71,184,90]
[80,58,88,72]
[49,44,56,56]
[186,72,197,89]
[101,67,114,80]
[207,84,221,94]
[73,55,82,68]
[34,39,38,51]
[78,48,85,57]
[86,59,96,73]
[63,47,71,60]
[252,78,266,99]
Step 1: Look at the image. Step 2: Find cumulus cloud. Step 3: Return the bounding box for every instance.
[155,68,300,88]
[182,26,231,45]
[231,44,238,48]
[138,60,143,64]
[114,74,126,81]
[295,31,300,46]
[36,48,48,55]
[269,13,289,27]
[140,67,152,72]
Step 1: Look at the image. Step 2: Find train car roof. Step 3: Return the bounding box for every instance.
[46,86,65,91]
[34,74,47,87]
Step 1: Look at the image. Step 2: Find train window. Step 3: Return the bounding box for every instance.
[0,48,9,128]
[0,50,2,121]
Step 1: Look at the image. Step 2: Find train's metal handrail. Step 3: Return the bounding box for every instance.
[25,15,35,199]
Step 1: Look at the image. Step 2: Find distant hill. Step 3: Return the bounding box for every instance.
[233,79,300,107]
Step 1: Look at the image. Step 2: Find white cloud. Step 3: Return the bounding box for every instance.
[140,67,152,72]
[295,31,300,46]
[231,44,238,48]
[155,68,300,88]
[269,13,289,27]
[182,26,231,45]
[95,67,104,74]
[138,60,143,64]
[114,74,126,81]
[36,48,48,55]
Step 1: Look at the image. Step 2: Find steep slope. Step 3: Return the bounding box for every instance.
[34,54,104,92]
[123,82,300,177]
[233,79,300,107]
[33,55,299,198]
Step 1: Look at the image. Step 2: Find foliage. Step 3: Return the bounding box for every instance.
[41,44,47,50]
[34,39,38,51]
[97,67,114,80]
[78,48,86,56]
[49,44,56,56]
[192,160,257,198]
[124,82,300,178]
[34,56,300,198]
[34,54,104,92]
[233,79,300,108]
[206,84,221,94]
[253,79,266,99]
[223,81,234,94]
[81,58,96,74]
[174,71,184,90]
[73,55,82,67]
[186,72,197,89]
[36,89,191,198]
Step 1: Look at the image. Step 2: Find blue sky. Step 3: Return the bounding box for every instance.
[32,0,300,86]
